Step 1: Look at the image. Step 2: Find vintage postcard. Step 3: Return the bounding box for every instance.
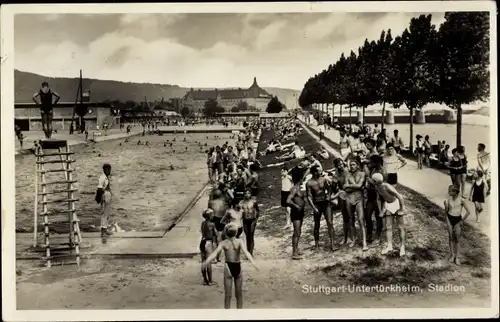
[1,1,498,321]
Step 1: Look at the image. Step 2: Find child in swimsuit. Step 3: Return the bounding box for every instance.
[469,170,486,223]
[202,224,259,309]
[200,209,217,285]
[444,185,472,265]
[221,205,244,238]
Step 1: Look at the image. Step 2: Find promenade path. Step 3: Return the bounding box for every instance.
[298,115,493,239]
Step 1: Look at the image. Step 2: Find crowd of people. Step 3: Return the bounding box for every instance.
[199,120,265,309]
[306,112,490,263]
[314,112,490,214]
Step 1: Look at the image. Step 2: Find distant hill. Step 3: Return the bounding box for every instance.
[14,70,300,108]
[470,105,489,116]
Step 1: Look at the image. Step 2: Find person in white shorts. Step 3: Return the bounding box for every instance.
[372,173,407,257]
[96,163,113,237]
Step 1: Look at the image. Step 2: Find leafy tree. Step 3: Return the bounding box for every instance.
[344,51,359,126]
[375,29,398,130]
[236,101,249,111]
[437,12,490,147]
[202,99,224,117]
[399,15,439,150]
[125,100,137,110]
[356,39,379,124]
[180,106,190,118]
[231,106,239,112]
[266,96,284,113]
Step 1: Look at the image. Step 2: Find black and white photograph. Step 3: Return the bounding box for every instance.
[1,1,498,320]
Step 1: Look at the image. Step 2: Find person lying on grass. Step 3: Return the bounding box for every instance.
[317,147,330,160]
[275,145,306,161]
[445,184,473,265]
[202,223,259,309]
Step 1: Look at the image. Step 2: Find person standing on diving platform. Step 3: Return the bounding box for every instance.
[33,82,60,139]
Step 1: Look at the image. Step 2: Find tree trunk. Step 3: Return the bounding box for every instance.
[409,106,414,152]
[456,104,462,148]
[362,106,366,126]
[340,104,343,120]
[381,101,386,132]
[332,104,335,120]
[349,106,352,127]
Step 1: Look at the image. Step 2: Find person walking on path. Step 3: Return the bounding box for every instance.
[415,135,425,169]
[423,135,432,168]
[476,143,491,196]
[96,163,113,237]
[390,130,404,154]
[447,148,467,197]
[444,184,473,265]
[469,170,487,223]
[457,146,468,198]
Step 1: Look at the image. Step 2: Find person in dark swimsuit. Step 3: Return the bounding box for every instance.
[248,163,260,197]
[331,158,351,245]
[469,170,486,223]
[287,170,306,259]
[200,209,217,285]
[306,166,337,252]
[207,147,215,182]
[457,146,468,197]
[344,157,368,251]
[364,154,386,245]
[444,185,472,265]
[232,166,247,206]
[221,205,244,238]
[202,224,259,309]
[447,148,467,197]
[32,82,60,139]
[213,146,224,180]
[240,189,260,255]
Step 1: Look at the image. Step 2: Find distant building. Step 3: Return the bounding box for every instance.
[14,102,116,131]
[182,77,273,111]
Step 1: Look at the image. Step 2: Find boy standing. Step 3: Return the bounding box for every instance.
[96,163,113,237]
[200,209,217,285]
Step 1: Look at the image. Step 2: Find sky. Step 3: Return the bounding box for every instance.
[14,12,446,90]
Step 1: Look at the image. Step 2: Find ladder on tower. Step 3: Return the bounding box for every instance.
[32,139,82,267]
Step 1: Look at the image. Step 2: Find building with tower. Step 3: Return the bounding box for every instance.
[182,77,273,111]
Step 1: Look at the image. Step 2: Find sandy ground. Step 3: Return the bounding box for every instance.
[14,127,491,310]
[15,132,235,233]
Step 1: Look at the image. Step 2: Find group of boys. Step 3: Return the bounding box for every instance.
[280,116,408,259]
[200,121,262,288]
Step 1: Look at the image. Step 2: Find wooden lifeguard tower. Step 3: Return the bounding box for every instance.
[32,139,82,267]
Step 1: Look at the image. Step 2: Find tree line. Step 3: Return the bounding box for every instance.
[104,95,287,118]
[298,13,489,150]
[195,96,286,117]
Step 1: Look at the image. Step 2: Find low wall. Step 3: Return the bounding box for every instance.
[328,112,457,124]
